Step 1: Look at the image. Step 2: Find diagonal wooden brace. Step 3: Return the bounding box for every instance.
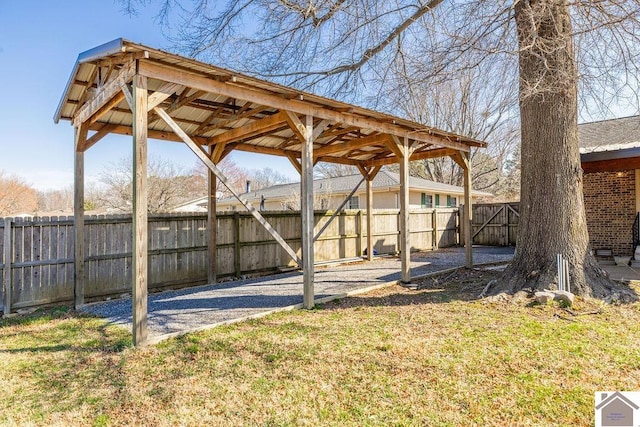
[154,107,302,266]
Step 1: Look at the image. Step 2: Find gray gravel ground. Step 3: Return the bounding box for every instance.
[82,246,514,340]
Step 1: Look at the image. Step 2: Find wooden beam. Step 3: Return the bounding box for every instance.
[284,110,307,142]
[132,74,149,347]
[312,119,331,141]
[315,155,363,166]
[121,84,133,110]
[137,60,473,151]
[364,168,375,261]
[362,147,458,168]
[414,148,458,161]
[389,135,417,159]
[207,147,217,285]
[361,154,397,168]
[449,151,466,169]
[399,136,411,284]
[207,111,288,145]
[460,151,473,268]
[387,137,406,159]
[74,127,85,309]
[198,105,269,134]
[83,123,117,151]
[231,142,295,157]
[74,122,89,152]
[315,133,391,157]
[148,89,208,126]
[287,152,302,174]
[147,83,183,111]
[154,106,302,266]
[301,115,315,309]
[211,142,227,164]
[73,59,136,127]
[87,122,210,145]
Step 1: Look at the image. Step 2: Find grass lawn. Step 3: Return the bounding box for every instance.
[1,269,639,426]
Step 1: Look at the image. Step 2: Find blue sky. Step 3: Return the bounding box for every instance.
[0,1,297,190]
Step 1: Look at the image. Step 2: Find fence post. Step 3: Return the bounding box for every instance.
[503,203,509,247]
[234,212,241,278]
[3,218,12,315]
[357,210,363,257]
[432,209,438,249]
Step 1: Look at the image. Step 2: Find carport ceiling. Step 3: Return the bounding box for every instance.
[55,38,486,165]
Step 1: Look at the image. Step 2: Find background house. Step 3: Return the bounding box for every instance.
[174,170,491,213]
[580,115,640,257]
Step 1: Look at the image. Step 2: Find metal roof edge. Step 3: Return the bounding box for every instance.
[54,38,126,124]
[581,146,640,163]
[78,38,126,64]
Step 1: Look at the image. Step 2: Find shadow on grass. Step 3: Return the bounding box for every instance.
[0,307,131,354]
[321,270,493,311]
[322,266,640,311]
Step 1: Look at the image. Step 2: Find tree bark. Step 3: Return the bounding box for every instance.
[490,0,625,298]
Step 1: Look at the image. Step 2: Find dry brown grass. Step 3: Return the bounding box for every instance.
[1,270,639,426]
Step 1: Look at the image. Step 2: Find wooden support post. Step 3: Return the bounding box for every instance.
[3,219,12,315]
[207,147,217,284]
[301,115,315,309]
[462,152,473,268]
[132,74,148,346]
[234,212,241,278]
[366,173,374,261]
[399,136,411,283]
[73,131,85,309]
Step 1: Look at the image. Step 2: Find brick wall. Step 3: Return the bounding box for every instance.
[583,170,636,256]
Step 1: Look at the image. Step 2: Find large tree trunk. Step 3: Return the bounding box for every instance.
[489,0,623,298]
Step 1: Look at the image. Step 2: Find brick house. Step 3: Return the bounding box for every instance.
[580,115,640,257]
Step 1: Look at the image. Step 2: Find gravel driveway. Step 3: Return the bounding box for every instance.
[82,246,514,342]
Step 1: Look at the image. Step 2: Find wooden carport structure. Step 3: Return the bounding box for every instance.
[55,39,486,346]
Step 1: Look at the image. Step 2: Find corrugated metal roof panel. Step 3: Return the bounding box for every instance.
[56,38,486,166]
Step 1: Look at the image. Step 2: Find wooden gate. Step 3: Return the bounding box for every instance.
[469,202,520,246]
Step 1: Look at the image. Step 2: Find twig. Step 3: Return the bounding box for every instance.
[554,313,576,322]
[561,308,602,317]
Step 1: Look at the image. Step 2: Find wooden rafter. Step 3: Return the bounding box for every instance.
[73,59,136,127]
[199,105,271,135]
[147,83,183,110]
[207,111,288,145]
[315,133,391,157]
[315,155,362,166]
[138,60,473,151]
[88,122,209,145]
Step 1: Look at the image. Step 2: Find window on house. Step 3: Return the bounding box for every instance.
[421,193,433,208]
[435,194,440,207]
[348,196,360,209]
[447,196,458,207]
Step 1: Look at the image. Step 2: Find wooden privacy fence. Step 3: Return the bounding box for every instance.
[460,202,520,247]
[0,208,458,312]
